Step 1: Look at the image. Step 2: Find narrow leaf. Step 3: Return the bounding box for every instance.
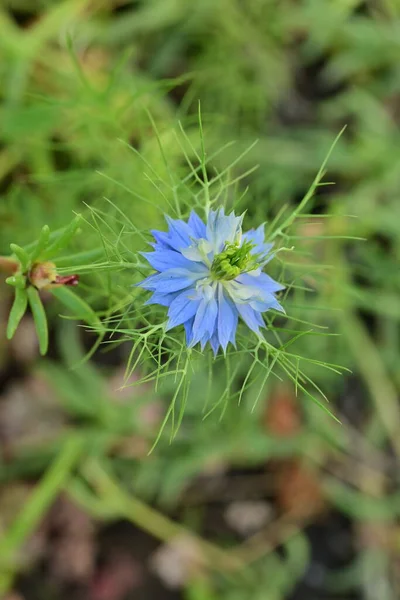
[27,286,48,355]
[5,274,27,289]
[55,248,104,268]
[44,214,82,258]
[9,244,30,271]
[30,225,50,262]
[6,288,28,339]
[50,286,103,330]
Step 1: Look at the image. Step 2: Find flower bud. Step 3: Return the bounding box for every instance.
[29,262,79,290]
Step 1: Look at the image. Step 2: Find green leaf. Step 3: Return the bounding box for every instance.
[5,274,27,289]
[9,244,30,272]
[27,286,49,355]
[50,286,103,330]
[30,224,50,262]
[44,214,82,258]
[6,288,28,340]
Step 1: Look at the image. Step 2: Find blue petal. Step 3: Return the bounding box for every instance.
[190,286,218,347]
[164,216,193,248]
[242,225,274,258]
[166,290,201,330]
[237,272,284,294]
[256,243,274,262]
[142,250,207,272]
[209,331,220,355]
[188,210,207,238]
[181,239,213,263]
[227,278,283,311]
[242,224,265,246]
[145,291,180,307]
[150,229,174,250]
[217,285,238,353]
[184,316,195,345]
[200,331,211,351]
[150,217,192,252]
[250,297,285,313]
[206,208,243,253]
[235,303,264,334]
[139,268,204,293]
[138,273,159,289]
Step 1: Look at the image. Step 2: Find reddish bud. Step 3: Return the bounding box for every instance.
[29,262,79,289]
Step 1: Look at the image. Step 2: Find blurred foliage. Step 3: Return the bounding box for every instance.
[1,0,400,599]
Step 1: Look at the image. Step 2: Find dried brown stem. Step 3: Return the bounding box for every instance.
[0,257,19,276]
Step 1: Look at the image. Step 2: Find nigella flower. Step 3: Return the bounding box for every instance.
[139,208,285,354]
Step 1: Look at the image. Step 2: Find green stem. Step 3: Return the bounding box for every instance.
[82,459,245,573]
[0,435,84,594]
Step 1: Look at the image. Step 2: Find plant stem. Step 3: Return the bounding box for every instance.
[0,435,84,594]
[0,257,19,276]
[82,459,245,573]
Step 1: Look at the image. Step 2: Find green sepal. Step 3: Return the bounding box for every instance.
[27,286,49,355]
[6,287,28,340]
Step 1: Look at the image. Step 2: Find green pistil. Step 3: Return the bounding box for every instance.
[211,241,259,281]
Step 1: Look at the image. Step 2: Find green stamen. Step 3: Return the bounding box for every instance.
[211,241,260,281]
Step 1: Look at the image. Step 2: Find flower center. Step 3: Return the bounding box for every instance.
[210,241,259,281]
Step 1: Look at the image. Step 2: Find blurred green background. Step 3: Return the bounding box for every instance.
[1,1,400,599]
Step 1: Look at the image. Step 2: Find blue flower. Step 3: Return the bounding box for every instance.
[139,208,285,354]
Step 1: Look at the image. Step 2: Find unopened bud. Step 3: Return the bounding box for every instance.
[29,262,79,289]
